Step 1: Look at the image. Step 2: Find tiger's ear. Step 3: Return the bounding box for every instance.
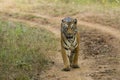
[74,19,77,24]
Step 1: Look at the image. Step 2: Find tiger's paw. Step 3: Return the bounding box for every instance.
[71,65,80,69]
[62,67,71,71]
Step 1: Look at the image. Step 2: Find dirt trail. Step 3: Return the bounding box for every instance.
[79,21,120,40]
[38,16,120,80]
[23,13,120,39]
[5,15,120,80]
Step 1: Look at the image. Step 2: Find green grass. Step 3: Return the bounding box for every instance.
[0,20,58,80]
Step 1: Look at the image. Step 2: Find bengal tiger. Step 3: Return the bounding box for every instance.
[61,17,80,71]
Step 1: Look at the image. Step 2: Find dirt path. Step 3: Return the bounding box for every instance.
[5,15,120,80]
[79,21,120,40]
[20,13,120,39]
[38,16,120,80]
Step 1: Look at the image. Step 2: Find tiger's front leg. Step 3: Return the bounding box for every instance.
[71,46,80,68]
[61,47,71,71]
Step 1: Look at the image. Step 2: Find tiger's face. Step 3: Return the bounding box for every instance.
[61,17,77,39]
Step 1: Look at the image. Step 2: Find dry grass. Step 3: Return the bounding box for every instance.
[78,9,120,29]
[0,0,120,26]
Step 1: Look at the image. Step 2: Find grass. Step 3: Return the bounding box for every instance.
[0,20,58,80]
[0,0,120,24]
[0,0,120,18]
[0,0,119,16]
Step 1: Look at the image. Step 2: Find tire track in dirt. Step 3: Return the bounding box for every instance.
[2,12,120,40]
[29,13,120,40]
[79,21,120,40]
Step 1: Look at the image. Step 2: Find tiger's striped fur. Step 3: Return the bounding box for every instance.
[61,17,80,71]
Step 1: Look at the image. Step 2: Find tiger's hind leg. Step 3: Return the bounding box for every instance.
[71,47,79,68]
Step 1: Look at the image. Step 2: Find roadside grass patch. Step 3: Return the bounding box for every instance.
[0,20,58,80]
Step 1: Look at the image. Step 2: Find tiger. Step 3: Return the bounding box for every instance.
[61,17,80,71]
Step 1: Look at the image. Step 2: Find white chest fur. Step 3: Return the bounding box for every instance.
[63,37,78,50]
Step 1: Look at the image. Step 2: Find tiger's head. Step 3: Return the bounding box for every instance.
[61,17,78,39]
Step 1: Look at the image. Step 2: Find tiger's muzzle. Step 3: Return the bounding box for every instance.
[66,33,74,39]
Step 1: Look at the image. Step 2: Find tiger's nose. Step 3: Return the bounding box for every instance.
[68,33,72,36]
[67,33,73,38]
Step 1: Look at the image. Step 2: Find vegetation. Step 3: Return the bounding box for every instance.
[0,0,120,23]
[0,20,58,80]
